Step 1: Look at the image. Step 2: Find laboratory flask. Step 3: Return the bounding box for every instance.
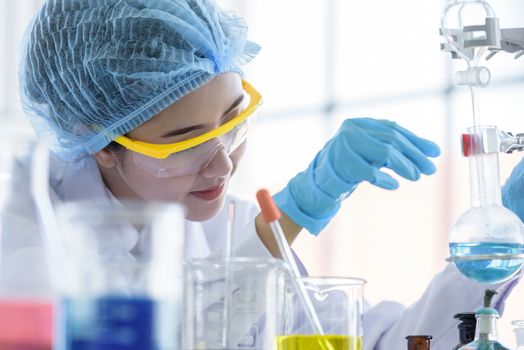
[276,277,365,350]
[405,335,432,350]
[55,200,185,350]
[452,313,477,350]
[458,290,510,350]
[513,320,524,350]
[0,134,53,349]
[183,257,288,350]
[449,126,524,284]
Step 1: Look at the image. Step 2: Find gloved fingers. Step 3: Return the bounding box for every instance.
[390,121,441,158]
[347,118,439,175]
[339,123,422,181]
[370,169,399,190]
[350,118,440,157]
[381,145,422,181]
[374,129,437,176]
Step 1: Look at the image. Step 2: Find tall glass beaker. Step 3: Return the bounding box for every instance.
[183,257,288,350]
[277,277,365,350]
[55,200,185,350]
[0,134,53,349]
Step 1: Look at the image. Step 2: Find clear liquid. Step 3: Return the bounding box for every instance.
[275,335,362,350]
[449,242,524,284]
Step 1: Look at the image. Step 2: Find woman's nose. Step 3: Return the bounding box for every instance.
[199,146,233,178]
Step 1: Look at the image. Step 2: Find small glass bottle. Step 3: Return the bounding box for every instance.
[453,313,477,350]
[513,320,524,350]
[459,290,510,350]
[406,335,432,350]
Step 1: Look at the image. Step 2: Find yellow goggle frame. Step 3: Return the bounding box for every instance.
[114,80,262,160]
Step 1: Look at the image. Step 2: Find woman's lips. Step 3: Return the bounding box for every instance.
[191,184,225,201]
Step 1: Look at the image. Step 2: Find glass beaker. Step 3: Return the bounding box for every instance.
[276,277,365,350]
[513,320,524,350]
[0,134,53,349]
[183,257,288,350]
[55,200,185,350]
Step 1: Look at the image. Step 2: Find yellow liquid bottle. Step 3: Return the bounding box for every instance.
[275,334,363,350]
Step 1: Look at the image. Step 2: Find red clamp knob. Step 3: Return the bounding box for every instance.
[462,133,473,157]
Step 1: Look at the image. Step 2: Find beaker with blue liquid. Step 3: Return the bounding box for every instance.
[448,126,524,284]
[55,201,185,350]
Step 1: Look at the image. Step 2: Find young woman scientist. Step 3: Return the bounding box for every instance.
[8,0,522,349]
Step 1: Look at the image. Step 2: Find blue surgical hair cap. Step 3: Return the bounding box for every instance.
[19,0,260,161]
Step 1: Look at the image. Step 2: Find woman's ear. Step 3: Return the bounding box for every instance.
[94,148,117,169]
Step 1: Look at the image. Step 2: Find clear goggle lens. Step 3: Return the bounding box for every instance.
[131,113,256,177]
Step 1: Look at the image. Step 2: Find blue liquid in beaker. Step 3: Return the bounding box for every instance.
[60,296,156,350]
[449,242,524,284]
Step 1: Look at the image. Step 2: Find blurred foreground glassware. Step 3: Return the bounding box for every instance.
[0,133,53,349]
[55,201,185,350]
[513,320,524,350]
[183,257,288,350]
[276,277,365,350]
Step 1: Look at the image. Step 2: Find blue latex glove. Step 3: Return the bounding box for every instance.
[273,118,441,235]
[502,156,524,223]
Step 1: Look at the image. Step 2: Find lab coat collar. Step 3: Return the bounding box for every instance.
[57,155,211,259]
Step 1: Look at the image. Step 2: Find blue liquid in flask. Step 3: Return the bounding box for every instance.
[449,242,524,284]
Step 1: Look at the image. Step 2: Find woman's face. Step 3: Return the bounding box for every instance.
[95,73,247,221]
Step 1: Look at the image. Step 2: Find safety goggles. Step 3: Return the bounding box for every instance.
[113,81,262,177]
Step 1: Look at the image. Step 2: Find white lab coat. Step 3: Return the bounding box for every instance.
[0,154,521,350]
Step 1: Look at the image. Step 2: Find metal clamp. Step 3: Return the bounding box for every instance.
[487,28,524,60]
[499,130,524,154]
[441,18,502,60]
[462,128,524,156]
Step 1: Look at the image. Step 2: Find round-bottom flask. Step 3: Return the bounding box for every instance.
[448,126,524,284]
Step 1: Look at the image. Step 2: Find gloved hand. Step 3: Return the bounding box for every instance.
[502,156,524,223]
[273,118,441,235]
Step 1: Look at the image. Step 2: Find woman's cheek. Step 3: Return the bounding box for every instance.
[230,140,247,175]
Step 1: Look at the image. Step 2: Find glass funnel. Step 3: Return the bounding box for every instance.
[448,126,524,284]
[0,133,53,350]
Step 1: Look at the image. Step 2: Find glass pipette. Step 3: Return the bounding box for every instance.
[256,189,334,350]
